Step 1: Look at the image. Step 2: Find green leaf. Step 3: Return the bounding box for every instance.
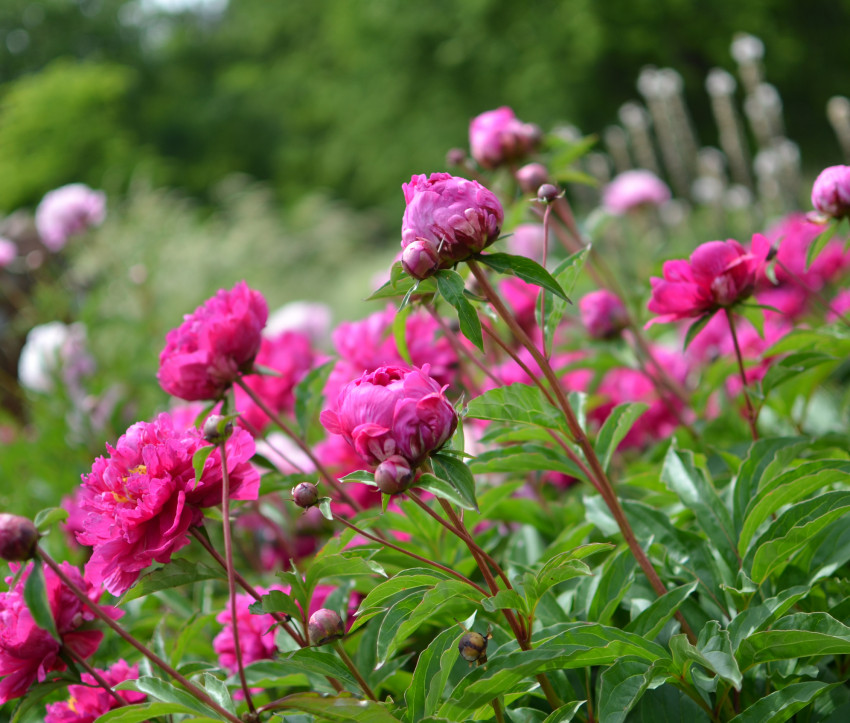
[661,446,738,570]
[624,581,699,639]
[115,677,226,719]
[33,506,68,532]
[727,585,810,652]
[24,558,59,642]
[341,470,376,484]
[465,383,567,434]
[294,359,334,436]
[318,496,333,520]
[683,312,715,351]
[746,491,850,583]
[201,673,236,716]
[430,452,478,512]
[760,350,837,397]
[597,658,666,723]
[306,550,386,597]
[669,630,742,688]
[404,625,461,722]
[806,219,838,269]
[696,621,742,688]
[356,569,452,611]
[392,304,413,364]
[93,702,218,723]
[477,252,570,301]
[11,679,76,723]
[594,403,649,472]
[249,649,361,691]
[544,249,589,351]
[737,612,850,669]
[416,473,477,511]
[481,588,530,615]
[550,132,598,170]
[728,681,838,723]
[436,269,483,351]
[192,445,214,487]
[542,701,587,723]
[250,588,303,621]
[588,546,635,625]
[120,558,224,604]
[265,692,402,721]
[469,444,585,480]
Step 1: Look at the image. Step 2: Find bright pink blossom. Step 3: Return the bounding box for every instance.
[214,588,281,675]
[469,107,540,170]
[35,184,106,252]
[580,290,628,339]
[811,165,850,219]
[0,562,119,704]
[602,170,670,215]
[158,281,268,401]
[235,330,321,434]
[77,412,259,595]
[320,365,457,468]
[44,660,144,723]
[647,237,770,325]
[401,173,504,269]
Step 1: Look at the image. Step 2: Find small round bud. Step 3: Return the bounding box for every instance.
[374,455,414,495]
[402,238,441,280]
[537,184,560,203]
[292,482,319,509]
[308,608,345,646]
[458,631,488,663]
[0,514,39,562]
[515,163,550,195]
[202,415,233,445]
[446,148,467,166]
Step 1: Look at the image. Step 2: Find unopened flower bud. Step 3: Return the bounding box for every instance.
[811,165,850,219]
[446,148,467,166]
[516,163,550,194]
[292,482,319,509]
[203,415,233,445]
[402,238,440,280]
[579,290,629,340]
[374,455,414,495]
[0,514,39,562]
[308,608,345,646]
[458,630,489,664]
[537,184,560,203]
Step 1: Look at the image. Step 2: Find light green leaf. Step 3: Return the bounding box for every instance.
[466,383,567,434]
[120,558,224,604]
[24,559,59,642]
[594,403,649,472]
[436,269,483,351]
[737,612,850,669]
[294,360,334,436]
[192,445,214,487]
[115,677,225,720]
[415,473,477,511]
[201,673,236,716]
[93,702,218,723]
[477,252,570,301]
[430,452,478,512]
[33,507,68,532]
[624,581,699,639]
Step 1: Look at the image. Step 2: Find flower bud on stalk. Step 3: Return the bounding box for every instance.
[291,482,319,509]
[374,455,414,495]
[308,608,345,646]
[202,415,233,445]
[402,238,441,280]
[811,165,850,219]
[0,514,39,561]
[537,183,560,203]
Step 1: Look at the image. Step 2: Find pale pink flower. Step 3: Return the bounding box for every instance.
[469,107,540,169]
[811,165,850,219]
[0,238,16,268]
[35,184,106,252]
[602,170,670,215]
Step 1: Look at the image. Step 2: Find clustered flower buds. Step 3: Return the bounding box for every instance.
[811,165,850,219]
[0,514,39,562]
[292,482,320,509]
[308,608,345,646]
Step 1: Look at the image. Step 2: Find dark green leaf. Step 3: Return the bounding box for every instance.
[728,681,838,723]
[120,558,223,604]
[415,473,477,511]
[115,676,226,719]
[469,444,585,480]
[33,506,68,532]
[737,612,850,669]
[477,252,570,301]
[597,658,666,723]
[249,649,361,691]
[669,630,742,688]
[306,550,386,597]
[683,313,715,351]
[436,269,483,351]
[392,304,413,364]
[24,558,59,642]
[430,452,478,512]
[588,546,635,625]
[265,692,401,721]
[294,360,334,436]
[727,586,810,652]
[404,626,461,722]
[594,403,649,472]
[92,702,218,723]
[250,588,303,621]
[542,701,587,723]
[624,581,699,639]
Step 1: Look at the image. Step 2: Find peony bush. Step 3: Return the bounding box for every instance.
[6,57,850,723]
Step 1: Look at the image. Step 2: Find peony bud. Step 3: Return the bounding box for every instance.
[579,290,629,340]
[0,514,40,562]
[458,630,489,665]
[202,415,233,445]
[402,238,440,280]
[516,163,550,194]
[374,455,414,495]
[537,184,560,203]
[308,608,345,646]
[446,148,467,166]
[811,165,850,219]
[469,107,540,169]
[292,482,319,509]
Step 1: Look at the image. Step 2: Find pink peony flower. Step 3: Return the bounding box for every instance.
[320,365,457,468]
[44,660,144,723]
[602,170,671,215]
[35,184,106,252]
[77,412,259,595]
[515,163,550,195]
[0,562,119,704]
[0,238,16,268]
[214,588,281,675]
[469,107,540,170]
[500,276,540,338]
[401,173,504,271]
[158,281,268,401]
[811,165,850,219]
[580,290,629,339]
[647,237,770,325]
[504,223,547,259]
[235,330,322,434]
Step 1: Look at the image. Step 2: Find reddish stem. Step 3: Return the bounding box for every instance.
[725,309,760,440]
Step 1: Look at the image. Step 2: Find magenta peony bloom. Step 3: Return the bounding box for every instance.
[811,165,850,219]
[469,107,540,170]
[0,562,119,704]
[602,170,671,215]
[235,330,322,434]
[579,290,629,339]
[35,184,106,252]
[647,237,770,325]
[158,281,268,402]
[320,365,457,468]
[214,588,281,676]
[401,173,504,270]
[77,412,259,595]
[45,660,144,723]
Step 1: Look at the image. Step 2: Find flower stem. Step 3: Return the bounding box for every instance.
[333,640,377,701]
[540,203,552,359]
[36,549,244,723]
[725,309,759,440]
[218,440,256,714]
[61,645,126,708]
